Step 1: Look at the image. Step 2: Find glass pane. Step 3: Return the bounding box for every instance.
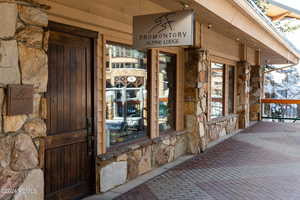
[105,43,147,147]
[228,66,235,114]
[211,63,224,118]
[158,53,176,132]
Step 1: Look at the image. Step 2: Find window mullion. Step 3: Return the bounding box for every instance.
[224,64,229,116]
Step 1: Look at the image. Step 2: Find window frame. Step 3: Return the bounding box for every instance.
[210,62,225,119]
[152,47,184,137]
[209,57,237,120]
[101,40,184,153]
[227,65,236,114]
[157,51,177,134]
[104,41,150,150]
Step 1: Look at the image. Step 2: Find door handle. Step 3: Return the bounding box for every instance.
[87,136,94,156]
[87,117,93,134]
[86,117,94,156]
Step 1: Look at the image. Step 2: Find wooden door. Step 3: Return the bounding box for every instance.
[45,28,95,200]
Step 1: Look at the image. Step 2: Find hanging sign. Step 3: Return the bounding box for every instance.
[133,10,194,49]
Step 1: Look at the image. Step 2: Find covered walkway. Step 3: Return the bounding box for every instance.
[114,122,300,200]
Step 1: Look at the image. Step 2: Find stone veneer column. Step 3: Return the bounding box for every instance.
[237,61,250,129]
[184,48,209,153]
[249,65,263,121]
[0,1,49,199]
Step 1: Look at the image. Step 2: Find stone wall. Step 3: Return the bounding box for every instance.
[96,47,244,194]
[184,48,239,151]
[97,132,188,193]
[206,115,238,142]
[250,65,262,121]
[0,1,48,199]
[184,48,210,153]
[237,61,250,129]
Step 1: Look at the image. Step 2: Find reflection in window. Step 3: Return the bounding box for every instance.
[105,43,147,147]
[159,53,176,132]
[228,66,235,114]
[211,63,224,118]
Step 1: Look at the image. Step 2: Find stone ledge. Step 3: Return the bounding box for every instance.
[97,130,188,162]
[207,114,238,125]
[98,138,152,161]
[152,130,188,144]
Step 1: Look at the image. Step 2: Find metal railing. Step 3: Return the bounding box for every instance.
[262,99,300,122]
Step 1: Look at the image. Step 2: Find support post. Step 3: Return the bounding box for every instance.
[237,61,250,128]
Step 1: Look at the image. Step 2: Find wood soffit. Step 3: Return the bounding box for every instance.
[39,0,297,64]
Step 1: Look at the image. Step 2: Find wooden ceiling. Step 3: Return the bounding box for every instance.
[50,0,169,25]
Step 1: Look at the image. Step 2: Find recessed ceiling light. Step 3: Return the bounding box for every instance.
[180,1,190,8]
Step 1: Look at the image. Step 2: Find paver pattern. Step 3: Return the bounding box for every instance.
[115,122,300,200]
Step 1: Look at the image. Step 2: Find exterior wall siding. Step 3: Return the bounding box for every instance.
[202,27,240,62]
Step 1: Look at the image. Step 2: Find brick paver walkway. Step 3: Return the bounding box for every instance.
[115,122,300,200]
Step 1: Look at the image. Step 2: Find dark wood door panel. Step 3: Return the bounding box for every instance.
[46,29,94,200]
[49,31,91,48]
[47,41,89,135]
[45,142,91,199]
[45,130,87,149]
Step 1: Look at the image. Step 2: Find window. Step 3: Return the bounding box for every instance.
[158,53,176,133]
[214,89,222,96]
[116,47,120,57]
[125,48,131,57]
[105,43,147,147]
[120,47,124,57]
[210,62,236,119]
[106,61,110,70]
[103,44,183,150]
[211,63,224,118]
[214,81,222,86]
[228,65,235,114]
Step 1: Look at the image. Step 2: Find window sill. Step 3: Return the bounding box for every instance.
[97,130,188,161]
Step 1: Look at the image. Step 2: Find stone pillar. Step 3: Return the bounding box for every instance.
[184,49,209,153]
[0,1,49,200]
[249,65,263,121]
[237,61,250,129]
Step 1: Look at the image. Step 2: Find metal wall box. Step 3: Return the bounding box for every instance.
[7,84,34,116]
